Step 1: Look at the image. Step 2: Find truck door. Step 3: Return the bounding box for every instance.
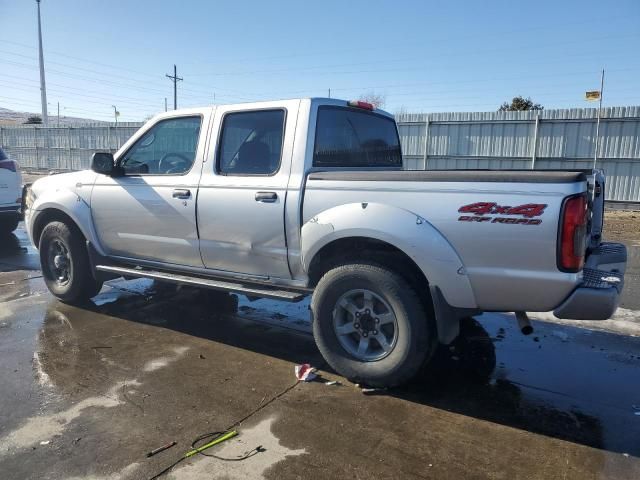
[197,100,299,279]
[91,111,211,267]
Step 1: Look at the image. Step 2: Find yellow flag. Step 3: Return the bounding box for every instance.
[585,90,601,101]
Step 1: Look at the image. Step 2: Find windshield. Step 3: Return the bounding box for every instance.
[313,106,402,168]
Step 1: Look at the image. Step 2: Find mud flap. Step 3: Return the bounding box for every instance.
[429,285,480,345]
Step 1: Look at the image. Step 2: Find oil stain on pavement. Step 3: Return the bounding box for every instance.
[1,225,640,479]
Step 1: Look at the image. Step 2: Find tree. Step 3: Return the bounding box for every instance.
[498,96,543,112]
[358,92,386,109]
[24,115,43,124]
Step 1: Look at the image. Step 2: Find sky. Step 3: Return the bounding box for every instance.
[0,0,638,122]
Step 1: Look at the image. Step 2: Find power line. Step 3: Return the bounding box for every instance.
[0,38,253,97]
[177,14,638,68]
[0,57,249,103]
[182,33,640,78]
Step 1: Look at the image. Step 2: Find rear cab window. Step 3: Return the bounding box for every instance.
[313,106,402,168]
[217,109,285,176]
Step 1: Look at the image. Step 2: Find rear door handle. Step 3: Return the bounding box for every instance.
[172,189,191,199]
[255,191,278,203]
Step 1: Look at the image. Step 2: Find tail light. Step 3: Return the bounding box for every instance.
[0,159,17,172]
[347,100,375,111]
[558,194,588,272]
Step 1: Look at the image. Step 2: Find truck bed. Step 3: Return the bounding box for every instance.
[302,169,588,312]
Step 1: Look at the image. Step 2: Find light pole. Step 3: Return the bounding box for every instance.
[36,0,48,126]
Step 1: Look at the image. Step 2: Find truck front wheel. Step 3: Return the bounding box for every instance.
[311,263,436,388]
[39,221,103,304]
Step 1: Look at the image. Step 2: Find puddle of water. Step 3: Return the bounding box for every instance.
[0,379,141,455]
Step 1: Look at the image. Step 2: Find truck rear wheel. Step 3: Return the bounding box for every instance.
[311,263,436,388]
[39,221,103,304]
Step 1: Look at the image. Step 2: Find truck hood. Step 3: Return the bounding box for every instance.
[31,170,98,204]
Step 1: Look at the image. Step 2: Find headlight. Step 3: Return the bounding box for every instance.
[23,185,37,211]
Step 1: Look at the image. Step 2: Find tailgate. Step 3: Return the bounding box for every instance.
[554,169,627,320]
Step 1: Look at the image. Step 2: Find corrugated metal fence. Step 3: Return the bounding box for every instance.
[397,106,640,202]
[0,123,142,171]
[1,106,639,201]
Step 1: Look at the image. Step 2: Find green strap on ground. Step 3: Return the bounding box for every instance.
[184,430,238,458]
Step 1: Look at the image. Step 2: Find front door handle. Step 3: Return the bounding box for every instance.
[255,191,278,203]
[172,189,191,199]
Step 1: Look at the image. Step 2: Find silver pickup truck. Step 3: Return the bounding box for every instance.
[24,98,627,387]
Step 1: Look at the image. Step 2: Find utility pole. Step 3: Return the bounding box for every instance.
[593,68,605,169]
[56,101,59,127]
[164,97,167,112]
[165,64,182,110]
[328,88,331,98]
[36,0,48,126]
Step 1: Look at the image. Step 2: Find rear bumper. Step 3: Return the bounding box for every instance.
[553,242,626,320]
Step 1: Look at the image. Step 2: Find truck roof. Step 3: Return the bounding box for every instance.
[161,97,394,119]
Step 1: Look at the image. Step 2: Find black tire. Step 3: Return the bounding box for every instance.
[0,217,19,235]
[449,317,497,382]
[39,221,103,304]
[311,263,437,388]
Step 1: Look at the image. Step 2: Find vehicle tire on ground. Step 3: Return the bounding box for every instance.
[448,316,497,382]
[39,221,103,304]
[311,263,437,388]
[0,217,19,235]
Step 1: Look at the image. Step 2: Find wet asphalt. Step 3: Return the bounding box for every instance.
[1,225,639,480]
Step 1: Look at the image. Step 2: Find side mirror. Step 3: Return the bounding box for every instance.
[90,152,115,175]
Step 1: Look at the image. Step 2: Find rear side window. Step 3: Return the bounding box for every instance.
[218,109,285,175]
[313,106,402,168]
[0,148,7,160]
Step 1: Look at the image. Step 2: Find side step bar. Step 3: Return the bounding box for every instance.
[95,265,307,302]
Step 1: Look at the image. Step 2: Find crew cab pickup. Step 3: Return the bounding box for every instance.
[23,98,627,387]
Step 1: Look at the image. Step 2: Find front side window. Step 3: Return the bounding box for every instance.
[313,107,402,168]
[120,116,201,175]
[218,109,285,175]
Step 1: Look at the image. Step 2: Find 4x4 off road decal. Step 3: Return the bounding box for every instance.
[458,202,547,225]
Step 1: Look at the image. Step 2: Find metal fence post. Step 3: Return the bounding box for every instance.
[422,116,430,170]
[67,127,72,170]
[531,113,539,170]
